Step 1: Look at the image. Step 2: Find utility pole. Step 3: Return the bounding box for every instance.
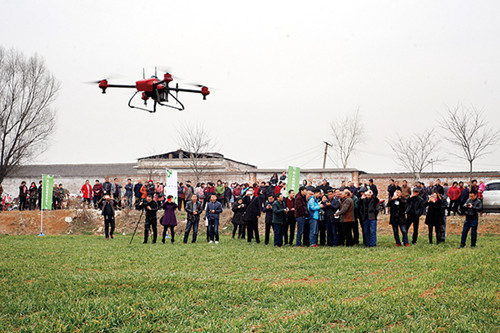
[323,141,332,169]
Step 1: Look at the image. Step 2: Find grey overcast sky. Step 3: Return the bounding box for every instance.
[2,0,499,173]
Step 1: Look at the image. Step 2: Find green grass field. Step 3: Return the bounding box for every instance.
[0,234,498,332]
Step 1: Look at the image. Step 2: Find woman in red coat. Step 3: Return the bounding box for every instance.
[447,182,461,216]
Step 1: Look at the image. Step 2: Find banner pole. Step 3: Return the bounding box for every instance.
[39,174,45,236]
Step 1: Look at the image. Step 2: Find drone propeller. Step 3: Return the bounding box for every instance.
[84,74,123,84]
[185,82,216,89]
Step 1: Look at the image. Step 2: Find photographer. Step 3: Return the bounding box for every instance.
[138,195,158,244]
[99,195,118,240]
[459,191,482,249]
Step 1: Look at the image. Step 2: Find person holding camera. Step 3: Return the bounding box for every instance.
[460,190,482,248]
[138,195,159,244]
[272,193,287,247]
[425,191,445,245]
[206,194,223,244]
[262,194,275,245]
[243,188,261,243]
[99,195,118,240]
[387,189,409,247]
[405,188,425,245]
[184,194,203,244]
[231,197,246,239]
[160,195,178,244]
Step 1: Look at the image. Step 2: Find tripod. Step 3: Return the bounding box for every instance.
[129,209,145,244]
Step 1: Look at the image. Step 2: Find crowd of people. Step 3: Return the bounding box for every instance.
[0,173,485,249]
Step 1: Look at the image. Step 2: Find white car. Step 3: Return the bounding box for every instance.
[482,181,500,213]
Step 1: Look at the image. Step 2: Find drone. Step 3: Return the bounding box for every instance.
[90,69,210,112]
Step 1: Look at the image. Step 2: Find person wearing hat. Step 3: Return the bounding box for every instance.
[99,195,118,240]
[405,188,426,245]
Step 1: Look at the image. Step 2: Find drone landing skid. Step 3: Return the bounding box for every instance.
[127,91,185,113]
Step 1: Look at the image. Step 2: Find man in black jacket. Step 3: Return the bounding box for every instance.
[102,177,112,196]
[133,180,143,208]
[262,194,275,245]
[138,195,158,244]
[184,194,203,243]
[360,190,379,247]
[460,191,482,248]
[323,190,340,246]
[243,188,261,243]
[99,195,118,240]
[405,188,425,245]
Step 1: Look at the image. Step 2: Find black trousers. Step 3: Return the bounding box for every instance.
[246,219,260,243]
[448,200,460,216]
[352,216,360,244]
[19,196,27,211]
[162,225,175,243]
[339,222,355,246]
[103,215,115,238]
[264,223,273,245]
[94,195,102,209]
[406,214,420,244]
[232,223,245,239]
[303,220,310,246]
[144,219,157,243]
[318,220,327,246]
[428,224,442,244]
[283,216,296,245]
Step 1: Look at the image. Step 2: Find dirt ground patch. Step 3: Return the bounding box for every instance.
[0,209,499,236]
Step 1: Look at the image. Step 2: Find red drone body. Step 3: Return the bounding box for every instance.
[93,70,210,113]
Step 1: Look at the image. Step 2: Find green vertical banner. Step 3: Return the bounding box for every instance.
[41,175,54,210]
[287,166,301,195]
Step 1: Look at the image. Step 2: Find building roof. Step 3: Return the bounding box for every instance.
[138,149,257,168]
[9,163,138,178]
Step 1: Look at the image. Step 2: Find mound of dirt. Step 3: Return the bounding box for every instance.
[0,209,498,236]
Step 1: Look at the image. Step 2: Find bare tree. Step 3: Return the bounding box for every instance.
[176,122,218,184]
[329,109,364,168]
[0,47,60,183]
[388,129,441,180]
[440,104,499,176]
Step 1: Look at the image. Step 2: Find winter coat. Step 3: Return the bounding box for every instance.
[272,200,286,224]
[323,198,340,223]
[307,196,321,220]
[81,183,92,199]
[463,198,482,220]
[19,185,28,198]
[243,196,261,221]
[337,197,354,223]
[294,192,308,218]
[100,198,118,216]
[405,195,425,217]
[161,201,178,226]
[424,199,444,226]
[185,200,203,223]
[205,201,223,220]
[133,183,143,198]
[139,200,158,222]
[400,185,412,198]
[102,181,112,196]
[360,196,379,221]
[368,184,379,197]
[124,183,134,197]
[224,187,232,201]
[155,185,164,200]
[184,185,194,201]
[263,200,274,224]
[447,187,461,201]
[215,185,225,199]
[231,202,246,225]
[387,197,406,225]
[460,187,470,204]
